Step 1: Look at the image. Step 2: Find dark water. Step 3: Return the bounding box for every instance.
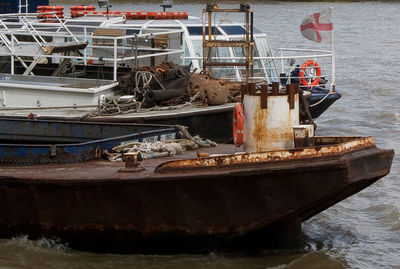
[1,2,399,268]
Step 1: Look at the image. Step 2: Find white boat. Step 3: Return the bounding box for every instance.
[0,3,341,142]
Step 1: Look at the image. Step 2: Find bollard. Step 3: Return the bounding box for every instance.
[118,152,145,173]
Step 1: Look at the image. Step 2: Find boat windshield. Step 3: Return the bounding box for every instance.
[255,36,279,82]
[186,32,278,82]
[190,39,237,79]
[232,40,266,81]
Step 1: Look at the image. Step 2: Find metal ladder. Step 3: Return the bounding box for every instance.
[18,0,29,14]
[0,19,31,72]
[18,15,51,75]
[0,13,84,76]
[19,16,47,47]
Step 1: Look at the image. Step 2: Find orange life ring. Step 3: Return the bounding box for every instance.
[299,60,321,87]
[233,103,244,145]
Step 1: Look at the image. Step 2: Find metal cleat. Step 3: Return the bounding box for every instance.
[119,152,145,173]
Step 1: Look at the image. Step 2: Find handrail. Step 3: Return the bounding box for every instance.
[184,54,333,60]
[0,15,185,80]
[0,13,335,88]
[275,48,331,54]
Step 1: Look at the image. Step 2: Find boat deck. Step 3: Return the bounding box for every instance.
[0,144,242,180]
[0,137,393,253]
[0,136,390,182]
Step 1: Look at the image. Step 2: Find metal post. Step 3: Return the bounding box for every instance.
[245,10,249,85]
[202,10,206,71]
[84,27,87,65]
[135,36,138,70]
[113,38,117,81]
[330,7,336,88]
[207,10,212,71]
[10,34,14,74]
[250,11,254,78]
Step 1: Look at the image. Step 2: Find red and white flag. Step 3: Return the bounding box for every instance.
[300,8,333,43]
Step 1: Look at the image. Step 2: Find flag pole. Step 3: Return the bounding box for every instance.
[330,7,336,89]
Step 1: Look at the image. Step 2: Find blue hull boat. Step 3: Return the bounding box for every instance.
[0,118,179,165]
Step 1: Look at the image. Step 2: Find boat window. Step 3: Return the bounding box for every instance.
[191,39,203,67]
[233,46,265,79]
[191,40,236,78]
[208,46,236,79]
[255,36,279,81]
[221,26,245,35]
[126,29,140,35]
[253,27,262,34]
[192,40,203,57]
[187,26,221,35]
[183,41,192,66]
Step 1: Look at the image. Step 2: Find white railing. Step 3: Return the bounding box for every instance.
[0,13,335,91]
[0,14,184,80]
[185,47,335,90]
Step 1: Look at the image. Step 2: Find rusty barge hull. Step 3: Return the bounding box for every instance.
[0,137,393,253]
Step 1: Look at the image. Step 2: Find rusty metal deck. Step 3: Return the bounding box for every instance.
[0,137,394,253]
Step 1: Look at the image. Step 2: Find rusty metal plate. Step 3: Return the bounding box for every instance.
[155,136,376,173]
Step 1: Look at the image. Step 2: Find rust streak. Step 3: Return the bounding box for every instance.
[155,137,376,172]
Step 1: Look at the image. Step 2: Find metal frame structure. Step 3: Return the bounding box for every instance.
[0,13,184,81]
[202,3,254,85]
[0,11,335,91]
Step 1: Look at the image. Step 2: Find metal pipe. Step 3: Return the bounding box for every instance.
[113,38,118,81]
[10,34,14,75]
[84,26,87,65]
[135,36,138,70]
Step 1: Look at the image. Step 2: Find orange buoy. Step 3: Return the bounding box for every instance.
[233,103,244,146]
[38,14,64,19]
[299,60,321,87]
[37,5,64,21]
[37,6,64,11]
[70,11,84,18]
[137,12,149,19]
[148,12,172,20]
[176,11,188,20]
[70,5,96,11]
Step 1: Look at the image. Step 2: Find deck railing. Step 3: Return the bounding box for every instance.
[184,47,335,90]
[0,13,184,80]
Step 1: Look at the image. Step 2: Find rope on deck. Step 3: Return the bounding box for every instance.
[105,131,217,162]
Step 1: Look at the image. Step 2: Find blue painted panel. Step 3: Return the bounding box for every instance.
[0,119,180,165]
[0,0,49,14]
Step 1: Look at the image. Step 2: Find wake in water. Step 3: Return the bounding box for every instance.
[4,235,69,251]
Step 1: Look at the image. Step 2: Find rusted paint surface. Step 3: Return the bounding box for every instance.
[0,139,394,253]
[155,136,376,172]
[260,84,268,109]
[287,84,298,109]
[205,40,253,48]
[271,82,279,95]
[239,93,299,152]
